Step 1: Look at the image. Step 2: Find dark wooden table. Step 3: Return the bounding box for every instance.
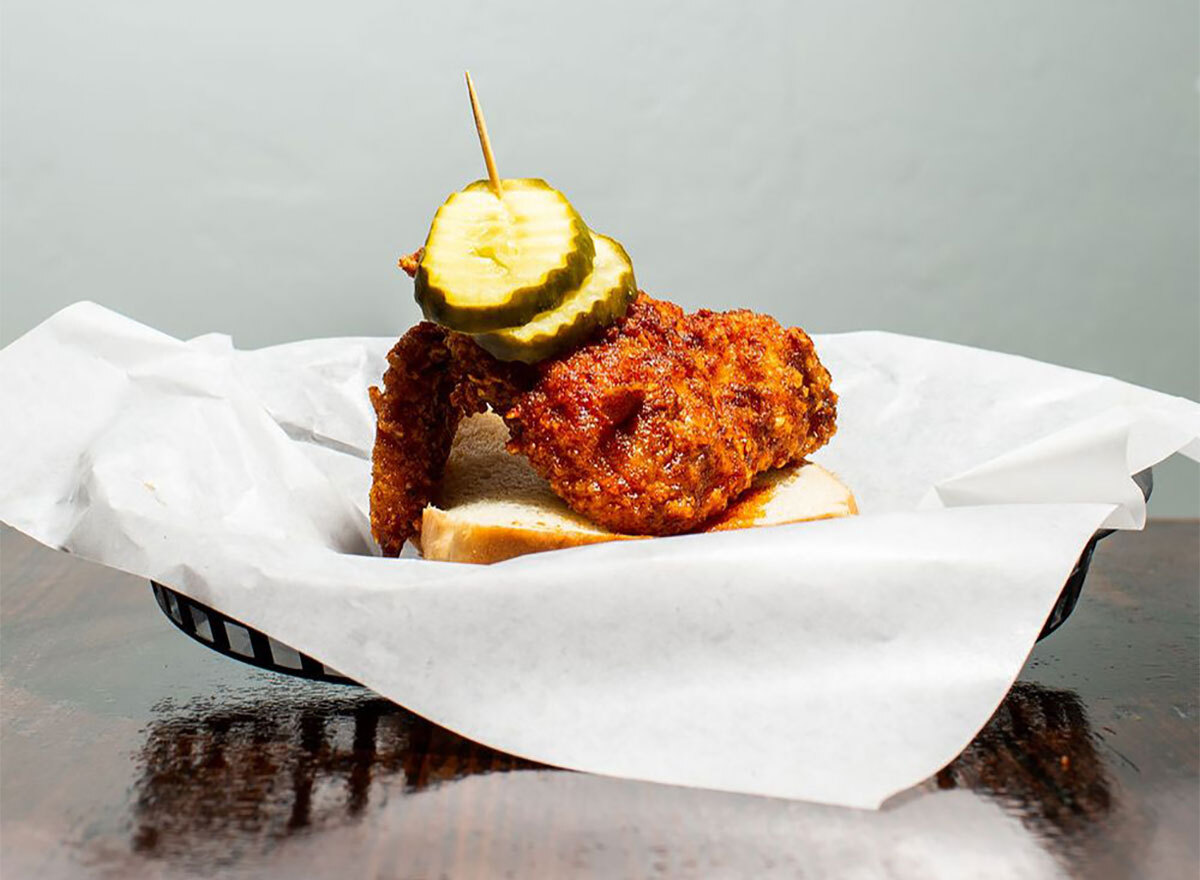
[1,522,1196,879]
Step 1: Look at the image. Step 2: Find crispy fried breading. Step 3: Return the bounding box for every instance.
[446,332,534,418]
[369,322,461,556]
[369,322,534,556]
[504,295,836,535]
[368,290,837,553]
[398,249,422,278]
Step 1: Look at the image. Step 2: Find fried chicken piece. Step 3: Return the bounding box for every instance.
[373,253,541,554]
[505,295,836,535]
[369,322,461,556]
[369,318,534,556]
[369,282,837,552]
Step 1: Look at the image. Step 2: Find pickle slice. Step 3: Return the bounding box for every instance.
[415,178,594,333]
[473,232,637,363]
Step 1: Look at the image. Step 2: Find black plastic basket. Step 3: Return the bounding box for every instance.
[151,469,1152,686]
[150,582,354,684]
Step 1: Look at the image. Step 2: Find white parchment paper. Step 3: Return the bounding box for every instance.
[1,302,1197,809]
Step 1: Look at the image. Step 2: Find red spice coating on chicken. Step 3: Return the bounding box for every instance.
[504,295,837,535]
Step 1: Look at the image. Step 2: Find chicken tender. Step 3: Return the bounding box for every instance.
[369,322,461,556]
[369,316,533,555]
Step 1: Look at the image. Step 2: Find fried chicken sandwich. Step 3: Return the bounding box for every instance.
[369,75,851,563]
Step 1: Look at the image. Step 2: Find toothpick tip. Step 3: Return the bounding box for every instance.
[464,71,501,195]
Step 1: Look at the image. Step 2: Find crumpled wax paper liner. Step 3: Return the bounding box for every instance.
[1,302,1196,808]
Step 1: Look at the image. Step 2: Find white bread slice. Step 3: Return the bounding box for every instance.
[419,412,856,564]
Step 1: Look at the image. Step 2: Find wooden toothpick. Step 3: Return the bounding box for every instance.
[465,71,501,196]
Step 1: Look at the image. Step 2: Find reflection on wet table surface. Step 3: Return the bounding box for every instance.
[128,683,1111,861]
[1,522,1196,878]
[131,690,540,859]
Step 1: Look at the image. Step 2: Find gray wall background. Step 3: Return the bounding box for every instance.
[3,1,1197,515]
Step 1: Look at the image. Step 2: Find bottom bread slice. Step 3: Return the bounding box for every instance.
[419,412,856,564]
